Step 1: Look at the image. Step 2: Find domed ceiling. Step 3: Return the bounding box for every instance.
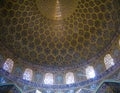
[0,0,119,68]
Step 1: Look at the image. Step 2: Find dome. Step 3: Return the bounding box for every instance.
[0,0,120,93]
[0,0,119,69]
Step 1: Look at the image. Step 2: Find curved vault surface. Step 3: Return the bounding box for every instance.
[0,0,119,69]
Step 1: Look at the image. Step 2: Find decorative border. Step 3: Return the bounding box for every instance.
[0,61,119,90]
[94,80,120,93]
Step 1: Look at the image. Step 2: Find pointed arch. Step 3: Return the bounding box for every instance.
[65,72,75,84]
[104,54,114,69]
[44,73,53,84]
[23,68,33,81]
[86,66,95,79]
[3,58,14,73]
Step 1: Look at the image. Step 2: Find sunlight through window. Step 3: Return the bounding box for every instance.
[104,54,114,69]
[23,68,33,81]
[3,58,14,73]
[65,72,75,84]
[86,66,95,79]
[44,73,54,84]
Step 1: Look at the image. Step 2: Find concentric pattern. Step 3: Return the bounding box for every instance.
[36,0,77,20]
[0,0,119,68]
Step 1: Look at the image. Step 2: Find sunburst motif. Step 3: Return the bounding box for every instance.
[54,0,62,20]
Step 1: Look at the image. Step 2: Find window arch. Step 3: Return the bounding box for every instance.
[3,58,14,73]
[65,72,75,84]
[44,73,53,84]
[104,54,115,69]
[86,66,95,79]
[23,68,33,81]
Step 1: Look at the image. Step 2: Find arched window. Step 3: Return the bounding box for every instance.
[86,66,95,79]
[23,68,33,81]
[3,58,14,73]
[36,90,42,93]
[65,72,75,84]
[44,73,53,84]
[104,54,115,69]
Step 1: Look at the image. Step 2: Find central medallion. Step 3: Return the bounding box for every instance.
[36,0,77,20]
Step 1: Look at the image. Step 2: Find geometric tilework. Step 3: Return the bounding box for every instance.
[0,0,119,68]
